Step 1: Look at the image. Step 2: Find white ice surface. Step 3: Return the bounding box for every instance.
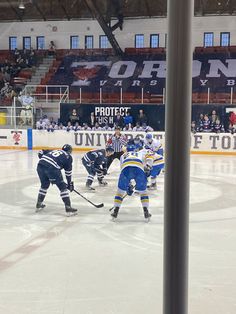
[0,150,235,314]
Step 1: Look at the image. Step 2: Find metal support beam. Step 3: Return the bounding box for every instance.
[58,0,71,20]
[163,0,193,314]
[32,0,46,21]
[83,0,123,56]
[144,0,152,17]
[7,0,23,21]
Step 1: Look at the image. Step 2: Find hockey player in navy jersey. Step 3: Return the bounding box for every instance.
[111,140,153,222]
[133,135,144,151]
[82,146,114,190]
[36,144,77,215]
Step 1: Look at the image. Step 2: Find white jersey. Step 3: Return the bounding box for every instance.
[19,95,34,109]
[120,149,156,171]
[139,148,164,168]
[144,138,162,153]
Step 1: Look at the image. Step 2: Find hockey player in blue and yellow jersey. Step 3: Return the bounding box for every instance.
[146,150,164,190]
[111,140,153,221]
[36,144,77,215]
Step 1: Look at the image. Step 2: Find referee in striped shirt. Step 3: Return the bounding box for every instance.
[106,126,127,169]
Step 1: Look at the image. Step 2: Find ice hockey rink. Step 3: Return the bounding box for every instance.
[0,149,235,314]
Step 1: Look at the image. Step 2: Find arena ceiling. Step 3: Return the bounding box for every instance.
[0,0,235,22]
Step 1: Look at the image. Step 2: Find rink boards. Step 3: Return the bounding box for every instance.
[0,128,236,155]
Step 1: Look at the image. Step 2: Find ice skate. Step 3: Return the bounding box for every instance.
[148,182,157,190]
[35,202,46,213]
[85,183,95,191]
[111,207,119,221]
[65,206,78,216]
[98,179,108,186]
[143,207,152,222]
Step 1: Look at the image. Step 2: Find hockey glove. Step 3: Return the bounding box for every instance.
[103,168,108,175]
[144,165,151,177]
[127,184,134,196]
[68,181,74,192]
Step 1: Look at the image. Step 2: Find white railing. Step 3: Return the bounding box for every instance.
[0,101,34,129]
[4,84,234,106]
[22,85,69,105]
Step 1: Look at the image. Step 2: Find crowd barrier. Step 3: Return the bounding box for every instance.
[0,129,236,155]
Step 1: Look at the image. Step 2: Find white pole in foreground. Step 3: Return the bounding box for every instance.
[163,0,193,314]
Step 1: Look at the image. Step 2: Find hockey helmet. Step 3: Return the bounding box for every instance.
[106,145,114,154]
[134,135,141,144]
[126,140,136,152]
[145,133,153,143]
[62,144,72,154]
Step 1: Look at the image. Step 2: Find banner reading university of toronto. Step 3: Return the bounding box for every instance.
[32,130,236,154]
[49,53,236,94]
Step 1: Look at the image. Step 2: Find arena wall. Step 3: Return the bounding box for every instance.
[0,16,236,50]
[0,129,236,155]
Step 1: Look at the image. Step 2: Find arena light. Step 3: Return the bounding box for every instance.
[19,1,25,9]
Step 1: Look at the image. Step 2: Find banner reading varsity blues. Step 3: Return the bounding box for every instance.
[50,52,236,93]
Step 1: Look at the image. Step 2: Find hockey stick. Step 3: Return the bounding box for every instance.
[108,183,136,211]
[73,189,104,208]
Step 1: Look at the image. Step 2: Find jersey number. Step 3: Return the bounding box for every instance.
[50,150,63,157]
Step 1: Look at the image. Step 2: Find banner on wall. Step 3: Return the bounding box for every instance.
[50,53,236,93]
[0,129,27,148]
[33,130,236,153]
[1,128,235,153]
[60,103,165,131]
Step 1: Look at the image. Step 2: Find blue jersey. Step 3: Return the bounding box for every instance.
[83,149,107,169]
[38,149,73,182]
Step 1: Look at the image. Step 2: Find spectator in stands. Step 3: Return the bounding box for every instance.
[229,111,236,128]
[191,121,197,134]
[69,109,80,126]
[141,123,154,132]
[201,114,211,132]
[133,122,143,132]
[29,48,36,67]
[48,41,56,56]
[36,119,47,130]
[13,48,20,62]
[210,110,218,124]
[73,121,81,131]
[82,123,91,130]
[197,113,204,129]
[49,117,56,125]
[114,112,124,128]
[211,118,225,133]
[19,92,34,126]
[103,123,112,131]
[123,124,133,132]
[137,109,148,125]
[47,122,58,132]
[66,121,73,132]
[58,122,65,130]
[42,115,50,126]
[228,123,235,134]
[88,112,96,128]
[92,122,102,131]
[124,111,133,126]
[0,82,12,99]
